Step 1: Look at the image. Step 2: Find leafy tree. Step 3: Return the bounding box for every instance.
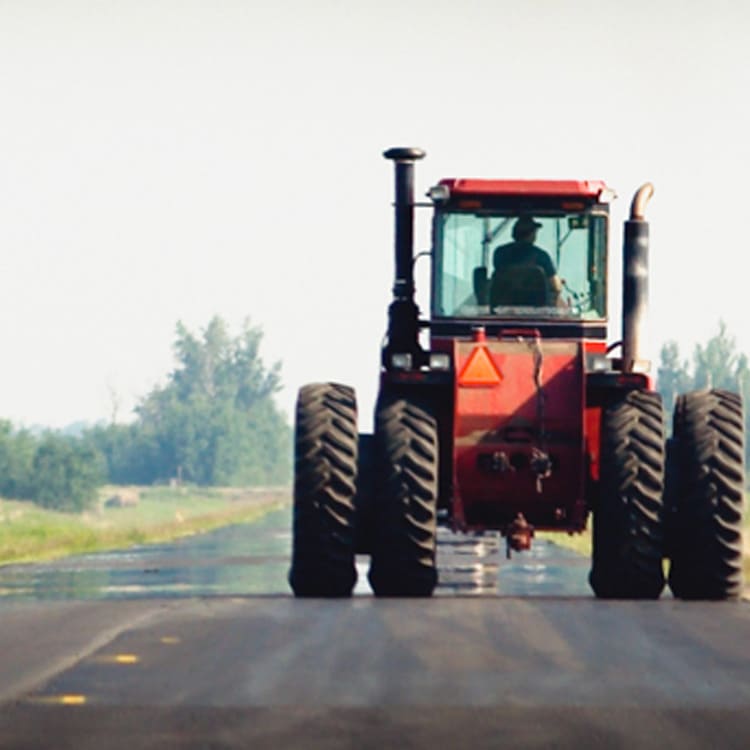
[656,340,692,417]
[83,423,161,486]
[692,321,750,394]
[98,316,291,486]
[657,321,750,466]
[0,422,105,511]
[0,421,36,499]
[29,433,104,512]
[1,315,290,508]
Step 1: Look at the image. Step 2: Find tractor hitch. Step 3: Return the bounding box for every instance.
[505,513,535,558]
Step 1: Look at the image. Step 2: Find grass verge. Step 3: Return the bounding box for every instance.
[537,528,591,557]
[0,486,290,566]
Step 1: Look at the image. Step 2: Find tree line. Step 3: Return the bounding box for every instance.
[657,320,750,466]
[0,316,291,512]
[0,425,104,512]
[657,321,750,420]
[3,317,746,513]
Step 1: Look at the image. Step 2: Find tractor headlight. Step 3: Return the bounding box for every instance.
[429,353,451,371]
[586,354,611,372]
[391,353,413,370]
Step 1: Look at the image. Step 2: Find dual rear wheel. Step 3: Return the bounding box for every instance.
[590,388,745,600]
[289,385,438,598]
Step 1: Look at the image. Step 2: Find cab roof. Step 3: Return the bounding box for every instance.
[438,178,611,200]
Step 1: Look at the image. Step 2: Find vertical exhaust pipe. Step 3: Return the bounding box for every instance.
[622,183,654,372]
[383,147,425,356]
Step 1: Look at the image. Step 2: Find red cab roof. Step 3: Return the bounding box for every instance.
[438,178,611,199]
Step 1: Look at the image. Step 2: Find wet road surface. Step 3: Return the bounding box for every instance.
[2,506,750,749]
[0,506,591,600]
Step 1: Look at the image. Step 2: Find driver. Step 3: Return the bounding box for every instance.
[492,216,563,306]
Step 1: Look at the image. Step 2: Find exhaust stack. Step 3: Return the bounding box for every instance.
[383,147,425,357]
[622,183,654,372]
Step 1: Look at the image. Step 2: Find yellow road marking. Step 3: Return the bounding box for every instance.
[114,654,139,664]
[160,636,180,644]
[60,694,87,705]
[29,694,87,706]
[94,653,140,665]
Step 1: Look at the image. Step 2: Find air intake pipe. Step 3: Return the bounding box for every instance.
[622,183,654,372]
[383,147,425,358]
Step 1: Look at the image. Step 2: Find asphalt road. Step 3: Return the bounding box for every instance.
[1,508,749,749]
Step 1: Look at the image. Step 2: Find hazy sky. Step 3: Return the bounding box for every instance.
[1,0,748,429]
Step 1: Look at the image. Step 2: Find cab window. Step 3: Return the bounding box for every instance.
[432,210,607,319]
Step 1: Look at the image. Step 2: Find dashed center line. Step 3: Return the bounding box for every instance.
[94,653,141,665]
[29,694,87,706]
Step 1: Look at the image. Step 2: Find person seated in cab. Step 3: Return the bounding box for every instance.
[490,215,563,309]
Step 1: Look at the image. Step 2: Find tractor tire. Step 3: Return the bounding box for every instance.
[368,394,439,597]
[288,382,358,597]
[589,390,666,599]
[667,389,745,600]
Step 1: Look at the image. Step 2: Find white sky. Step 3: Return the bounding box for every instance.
[0,0,748,430]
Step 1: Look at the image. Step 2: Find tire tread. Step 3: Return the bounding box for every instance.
[668,388,745,600]
[589,390,666,599]
[289,382,358,597]
[368,394,439,597]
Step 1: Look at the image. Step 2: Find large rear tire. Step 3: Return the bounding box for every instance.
[368,394,439,597]
[668,389,745,600]
[288,383,358,597]
[589,390,666,599]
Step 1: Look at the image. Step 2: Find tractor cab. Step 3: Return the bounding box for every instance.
[429,179,611,324]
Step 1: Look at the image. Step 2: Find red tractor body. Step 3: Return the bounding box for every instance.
[437,177,609,199]
[450,334,587,533]
[380,171,639,550]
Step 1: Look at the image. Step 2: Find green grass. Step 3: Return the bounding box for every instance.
[0,485,290,565]
[537,527,591,556]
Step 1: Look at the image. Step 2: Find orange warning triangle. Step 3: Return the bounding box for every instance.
[459,346,502,386]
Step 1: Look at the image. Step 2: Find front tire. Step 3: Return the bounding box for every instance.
[288,383,358,597]
[589,390,666,599]
[368,394,439,597]
[668,389,745,600]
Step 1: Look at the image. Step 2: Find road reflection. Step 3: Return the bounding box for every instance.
[0,507,592,600]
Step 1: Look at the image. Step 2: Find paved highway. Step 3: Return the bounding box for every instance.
[1,507,749,749]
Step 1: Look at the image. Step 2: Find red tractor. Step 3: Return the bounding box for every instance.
[289,147,745,600]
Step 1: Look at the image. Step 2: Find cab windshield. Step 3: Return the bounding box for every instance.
[432,210,607,319]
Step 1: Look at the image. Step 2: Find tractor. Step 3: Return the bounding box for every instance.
[289,147,745,600]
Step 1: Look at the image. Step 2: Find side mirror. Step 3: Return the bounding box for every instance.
[473,266,489,305]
